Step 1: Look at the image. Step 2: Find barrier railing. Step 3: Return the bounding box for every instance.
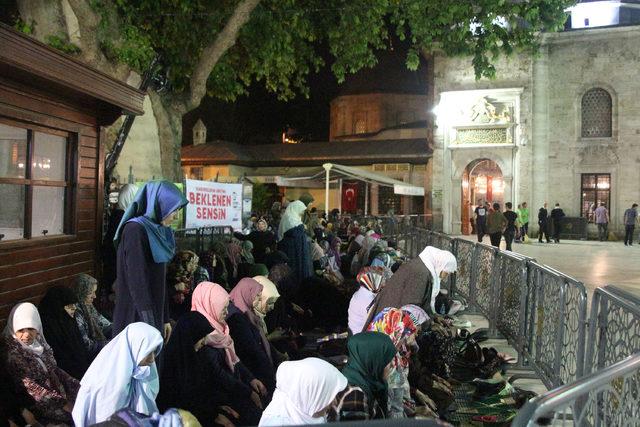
[585,286,640,375]
[174,226,233,254]
[511,353,640,427]
[527,263,588,388]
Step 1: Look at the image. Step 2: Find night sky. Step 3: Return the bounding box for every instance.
[182,39,428,146]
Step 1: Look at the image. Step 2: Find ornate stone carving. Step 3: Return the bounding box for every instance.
[469,97,513,124]
[578,144,619,165]
[455,128,511,145]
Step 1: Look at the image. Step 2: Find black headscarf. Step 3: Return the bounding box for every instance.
[157,312,214,414]
[38,285,90,379]
[264,250,289,270]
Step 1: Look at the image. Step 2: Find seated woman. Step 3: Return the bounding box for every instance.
[72,322,164,426]
[167,250,202,321]
[228,277,279,393]
[259,358,347,426]
[367,308,418,419]
[348,266,389,334]
[157,312,236,427]
[39,285,91,379]
[73,274,111,358]
[331,332,397,421]
[1,335,41,427]
[192,282,266,426]
[4,302,79,425]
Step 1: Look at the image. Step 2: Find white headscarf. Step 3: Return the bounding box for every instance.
[72,322,163,426]
[4,302,46,356]
[277,200,307,241]
[117,183,139,211]
[418,246,458,312]
[259,358,347,426]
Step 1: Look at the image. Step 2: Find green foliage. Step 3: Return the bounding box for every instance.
[251,181,274,214]
[89,0,573,100]
[45,34,81,55]
[13,18,34,35]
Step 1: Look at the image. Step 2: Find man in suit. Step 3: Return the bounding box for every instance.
[538,202,551,243]
[550,203,566,243]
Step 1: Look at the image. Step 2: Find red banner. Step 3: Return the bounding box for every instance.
[342,182,358,213]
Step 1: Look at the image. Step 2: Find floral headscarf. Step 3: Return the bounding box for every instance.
[367,307,417,369]
[73,274,106,341]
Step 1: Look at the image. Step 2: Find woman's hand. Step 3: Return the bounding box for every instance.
[250,391,263,409]
[214,413,236,427]
[63,401,74,413]
[267,327,286,341]
[220,406,239,420]
[291,303,305,315]
[163,323,173,342]
[251,379,267,397]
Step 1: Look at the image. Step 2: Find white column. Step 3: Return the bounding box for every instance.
[364,183,369,215]
[338,178,343,214]
[323,163,332,213]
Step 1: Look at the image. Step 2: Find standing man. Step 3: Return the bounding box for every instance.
[518,202,529,242]
[503,202,518,251]
[487,202,507,248]
[594,202,609,242]
[623,203,638,246]
[538,202,551,243]
[550,203,565,243]
[474,201,488,242]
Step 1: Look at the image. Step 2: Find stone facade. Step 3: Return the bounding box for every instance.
[431,25,640,237]
[330,93,429,140]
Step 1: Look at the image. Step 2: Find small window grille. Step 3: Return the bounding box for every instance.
[581,88,612,138]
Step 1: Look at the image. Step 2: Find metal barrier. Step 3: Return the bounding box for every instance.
[372,227,640,423]
[174,226,233,254]
[585,286,640,375]
[512,353,640,427]
[494,250,535,363]
[526,263,588,388]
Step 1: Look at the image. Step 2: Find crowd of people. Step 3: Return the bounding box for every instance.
[2,181,534,427]
[473,200,571,249]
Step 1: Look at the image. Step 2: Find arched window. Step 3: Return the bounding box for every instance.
[581,88,612,138]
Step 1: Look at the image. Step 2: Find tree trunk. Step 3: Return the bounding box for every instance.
[149,91,187,182]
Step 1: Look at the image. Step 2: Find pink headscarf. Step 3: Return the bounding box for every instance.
[229,278,273,362]
[229,278,263,315]
[191,282,240,369]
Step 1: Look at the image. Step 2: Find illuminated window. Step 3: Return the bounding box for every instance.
[0,120,74,242]
[581,88,612,138]
[581,173,610,221]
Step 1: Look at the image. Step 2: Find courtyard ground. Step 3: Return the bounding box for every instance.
[456,235,640,299]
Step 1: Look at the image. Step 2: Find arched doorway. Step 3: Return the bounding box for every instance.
[461,159,504,235]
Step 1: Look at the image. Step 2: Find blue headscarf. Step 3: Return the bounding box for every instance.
[114,180,188,263]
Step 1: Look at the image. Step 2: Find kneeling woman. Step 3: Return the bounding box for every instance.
[332,332,397,421]
[228,277,279,394]
[157,312,237,427]
[192,282,266,426]
[4,302,79,425]
[259,358,347,426]
[72,322,163,426]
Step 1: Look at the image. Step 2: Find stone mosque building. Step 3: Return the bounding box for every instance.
[430,0,640,237]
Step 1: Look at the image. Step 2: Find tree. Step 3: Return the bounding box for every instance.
[10,0,572,180]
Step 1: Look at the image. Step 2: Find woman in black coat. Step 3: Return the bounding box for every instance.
[38,286,90,380]
[234,218,277,264]
[157,312,236,427]
[228,278,277,394]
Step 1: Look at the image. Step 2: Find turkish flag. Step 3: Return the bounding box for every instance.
[342,182,358,213]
